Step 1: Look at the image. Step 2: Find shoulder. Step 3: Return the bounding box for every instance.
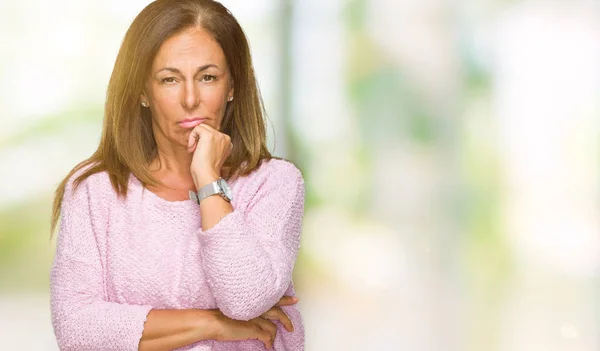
[233,158,305,203]
[246,158,304,191]
[63,163,116,205]
[257,158,304,182]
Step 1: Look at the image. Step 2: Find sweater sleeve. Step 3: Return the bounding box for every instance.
[198,162,305,321]
[50,177,154,351]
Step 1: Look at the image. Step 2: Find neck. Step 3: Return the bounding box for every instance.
[151,147,192,177]
[150,132,194,183]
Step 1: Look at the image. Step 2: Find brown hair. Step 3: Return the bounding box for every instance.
[51,0,272,234]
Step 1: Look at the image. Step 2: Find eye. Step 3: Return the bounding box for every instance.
[201,75,217,82]
[161,77,177,84]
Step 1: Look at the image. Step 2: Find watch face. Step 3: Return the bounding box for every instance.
[218,178,233,201]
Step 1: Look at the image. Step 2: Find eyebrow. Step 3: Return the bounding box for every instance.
[154,64,220,75]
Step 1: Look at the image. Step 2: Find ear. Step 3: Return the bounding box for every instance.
[140,91,148,104]
[227,79,234,101]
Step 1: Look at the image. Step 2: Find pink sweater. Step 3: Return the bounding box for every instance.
[50,158,305,350]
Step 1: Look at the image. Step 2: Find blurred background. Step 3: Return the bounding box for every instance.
[1,0,599,350]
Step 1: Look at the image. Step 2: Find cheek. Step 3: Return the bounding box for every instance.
[202,90,228,120]
[205,88,228,109]
[152,89,179,110]
[148,90,180,124]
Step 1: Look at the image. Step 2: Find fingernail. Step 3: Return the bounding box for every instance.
[292,296,299,302]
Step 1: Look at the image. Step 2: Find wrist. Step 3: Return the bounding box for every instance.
[192,171,220,190]
[193,309,223,340]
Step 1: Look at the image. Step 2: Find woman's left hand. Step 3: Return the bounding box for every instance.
[187,123,233,188]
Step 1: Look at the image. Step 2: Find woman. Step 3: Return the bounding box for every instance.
[49,0,305,350]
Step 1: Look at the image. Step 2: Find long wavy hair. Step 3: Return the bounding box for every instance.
[51,0,272,234]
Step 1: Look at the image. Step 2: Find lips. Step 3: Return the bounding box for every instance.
[178,117,206,129]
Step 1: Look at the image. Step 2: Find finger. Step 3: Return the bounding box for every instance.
[199,124,231,147]
[275,296,299,307]
[262,307,294,332]
[187,123,214,151]
[198,123,217,132]
[257,317,277,336]
[279,309,294,332]
[251,319,274,350]
[252,323,272,349]
[256,318,277,349]
[261,307,291,332]
[198,123,231,141]
[259,332,273,350]
[187,128,201,151]
[198,123,222,139]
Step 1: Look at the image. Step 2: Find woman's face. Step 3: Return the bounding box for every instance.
[142,26,234,149]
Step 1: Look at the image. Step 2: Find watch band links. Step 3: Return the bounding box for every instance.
[189,178,228,204]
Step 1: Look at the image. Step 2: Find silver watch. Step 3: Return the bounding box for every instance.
[189,178,233,204]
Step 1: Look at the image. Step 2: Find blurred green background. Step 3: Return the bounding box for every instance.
[1,0,599,350]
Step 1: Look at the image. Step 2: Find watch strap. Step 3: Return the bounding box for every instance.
[198,180,221,202]
[189,179,225,204]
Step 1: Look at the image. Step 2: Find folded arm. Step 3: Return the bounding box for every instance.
[198,163,305,321]
[51,178,218,350]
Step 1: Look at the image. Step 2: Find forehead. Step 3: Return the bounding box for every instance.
[152,26,227,70]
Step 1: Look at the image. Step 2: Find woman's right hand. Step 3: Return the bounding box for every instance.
[212,296,299,349]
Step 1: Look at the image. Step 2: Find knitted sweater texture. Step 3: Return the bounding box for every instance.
[50,158,305,350]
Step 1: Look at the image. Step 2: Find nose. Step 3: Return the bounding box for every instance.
[182,79,200,110]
